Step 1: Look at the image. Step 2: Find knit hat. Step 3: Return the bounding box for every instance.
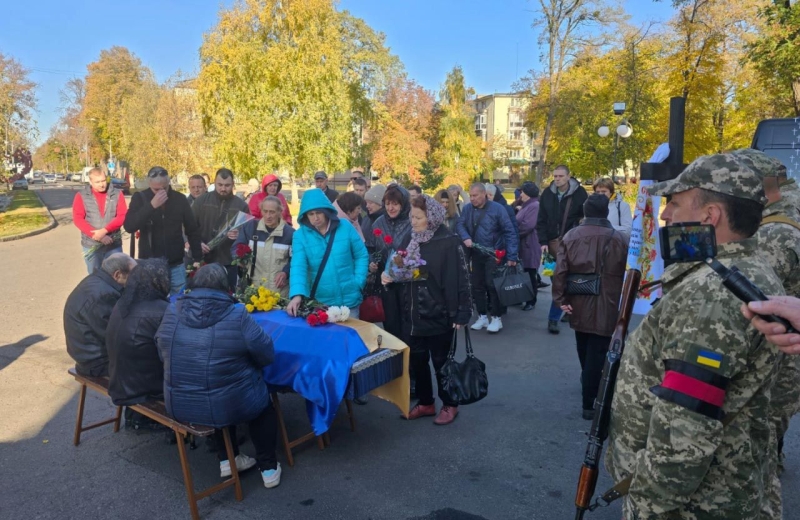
[521,181,539,198]
[584,193,610,219]
[365,184,387,206]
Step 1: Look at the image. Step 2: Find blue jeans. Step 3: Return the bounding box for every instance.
[170,264,187,295]
[82,244,122,274]
[548,276,562,321]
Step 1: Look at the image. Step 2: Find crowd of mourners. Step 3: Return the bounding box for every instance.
[62,161,654,489]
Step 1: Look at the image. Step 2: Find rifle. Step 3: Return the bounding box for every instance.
[574,268,642,520]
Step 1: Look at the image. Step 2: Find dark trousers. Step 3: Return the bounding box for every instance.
[471,255,505,317]
[524,268,539,306]
[575,331,610,411]
[215,402,279,471]
[410,330,458,407]
[225,264,238,291]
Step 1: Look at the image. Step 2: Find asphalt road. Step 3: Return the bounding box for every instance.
[0,187,797,520]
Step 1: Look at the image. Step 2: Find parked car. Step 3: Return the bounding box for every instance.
[12,179,28,190]
[44,174,56,184]
[55,173,66,180]
[110,176,130,195]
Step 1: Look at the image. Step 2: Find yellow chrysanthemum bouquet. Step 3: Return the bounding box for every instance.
[240,285,283,313]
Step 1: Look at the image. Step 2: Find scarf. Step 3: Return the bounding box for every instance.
[406,195,446,259]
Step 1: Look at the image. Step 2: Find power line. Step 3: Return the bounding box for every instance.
[29,67,82,76]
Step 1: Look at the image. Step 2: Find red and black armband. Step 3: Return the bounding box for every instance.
[650,359,730,421]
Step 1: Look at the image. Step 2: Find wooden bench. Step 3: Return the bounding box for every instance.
[68,368,242,520]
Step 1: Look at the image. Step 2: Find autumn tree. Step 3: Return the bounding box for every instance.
[0,52,37,160]
[82,47,149,162]
[748,0,800,116]
[371,77,435,183]
[432,66,484,188]
[528,0,611,183]
[198,0,397,179]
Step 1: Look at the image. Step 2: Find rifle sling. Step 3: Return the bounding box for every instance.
[598,403,743,504]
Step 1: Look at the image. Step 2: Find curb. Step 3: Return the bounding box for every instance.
[0,190,59,242]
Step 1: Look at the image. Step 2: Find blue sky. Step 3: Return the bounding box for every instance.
[0,0,675,145]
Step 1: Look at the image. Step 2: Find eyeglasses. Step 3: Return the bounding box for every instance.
[148,169,168,178]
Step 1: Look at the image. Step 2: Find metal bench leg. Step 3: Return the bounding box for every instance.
[271,393,294,467]
[345,399,356,432]
[175,431,200,520]
[113,406,123,432]
[73,384,87,446]
[222,427,243,502]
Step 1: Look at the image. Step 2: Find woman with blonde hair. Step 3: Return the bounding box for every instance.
[434,189,459,232]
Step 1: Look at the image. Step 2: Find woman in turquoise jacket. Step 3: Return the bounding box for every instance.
[286,189,369,317]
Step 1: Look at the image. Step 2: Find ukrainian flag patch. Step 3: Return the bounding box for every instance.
[696,350,723,369]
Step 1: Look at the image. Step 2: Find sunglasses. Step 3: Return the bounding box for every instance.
[148,169,168,178]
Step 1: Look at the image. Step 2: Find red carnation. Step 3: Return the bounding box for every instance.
[317,310,329,324]
[307,314,320,326]
[373,229,383,236]
[496,250,506,258]
[235,243,252,257]
[383,235,393,245]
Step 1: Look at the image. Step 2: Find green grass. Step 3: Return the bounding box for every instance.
[0,190,50,238]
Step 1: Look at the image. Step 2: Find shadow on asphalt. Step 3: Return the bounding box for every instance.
[0,334,48,371]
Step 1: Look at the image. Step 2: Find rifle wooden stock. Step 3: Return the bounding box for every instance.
[574,269,642,517]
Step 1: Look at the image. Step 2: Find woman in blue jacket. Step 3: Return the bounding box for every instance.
[285,189,369,317]
[156,264,282,489]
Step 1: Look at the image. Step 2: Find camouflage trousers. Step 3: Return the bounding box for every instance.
[766,356,800,519]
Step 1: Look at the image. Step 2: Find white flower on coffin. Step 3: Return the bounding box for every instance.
[326,306,350,323]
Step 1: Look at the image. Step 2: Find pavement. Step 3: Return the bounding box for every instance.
[0,186,797,520]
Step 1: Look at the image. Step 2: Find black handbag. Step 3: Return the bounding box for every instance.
[439,328,488,405]
[565,229,616,296]
[492,263,535,307]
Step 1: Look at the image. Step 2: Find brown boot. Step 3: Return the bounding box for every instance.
[433,405,459,425]
[407,403,436,420]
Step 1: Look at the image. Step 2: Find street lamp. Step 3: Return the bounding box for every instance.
[598,102,633,179]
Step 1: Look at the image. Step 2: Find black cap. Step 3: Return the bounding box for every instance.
[584,193,609,219]
[314,171,328,180]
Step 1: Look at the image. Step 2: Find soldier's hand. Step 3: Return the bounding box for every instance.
[742,297,800,354]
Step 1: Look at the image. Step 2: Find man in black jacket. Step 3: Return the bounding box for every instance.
[535,165,588,334]
[64,253,137,376]
[193,168,251,289]
[124,166,203,295]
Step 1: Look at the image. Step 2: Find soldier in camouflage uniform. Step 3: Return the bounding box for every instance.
[734,149,800,518]
[779,176,800,217]
[606,154,786,520]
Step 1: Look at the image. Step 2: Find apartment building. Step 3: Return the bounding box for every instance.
[471,93,541,182]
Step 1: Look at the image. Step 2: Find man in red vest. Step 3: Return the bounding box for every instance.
[72,167,128,273]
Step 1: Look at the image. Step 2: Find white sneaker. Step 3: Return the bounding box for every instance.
[220,453,257,478]
[487,317,503,333]
[261,463,282,488]
[471,315,489,330]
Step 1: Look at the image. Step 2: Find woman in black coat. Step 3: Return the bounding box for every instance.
[106,259,170,429]
[382,195,472,426]
[363,185,412,342]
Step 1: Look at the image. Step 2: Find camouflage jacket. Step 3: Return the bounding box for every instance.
[606,238,785,520]
[779,179,800,218]
[756,198,800,297]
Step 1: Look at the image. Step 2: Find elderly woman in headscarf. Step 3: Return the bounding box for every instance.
[382,194,472,426]
[105,258,171,429]
[516,181,543,311]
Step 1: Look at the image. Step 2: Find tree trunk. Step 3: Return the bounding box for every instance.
[537,105,555,186]
[793,78,800,117]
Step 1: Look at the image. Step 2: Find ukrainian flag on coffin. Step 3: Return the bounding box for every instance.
[696,349,723,369]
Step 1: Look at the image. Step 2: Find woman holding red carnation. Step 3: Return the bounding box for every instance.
[384,194,471,425]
